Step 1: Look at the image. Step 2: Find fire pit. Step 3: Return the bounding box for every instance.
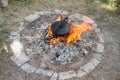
[9,10,105,80]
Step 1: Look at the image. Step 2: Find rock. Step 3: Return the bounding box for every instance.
[96,43,104,53]
[77,70,86,78]
[24,14,40,23]
[93,53,102,61]
[19,22,25,31]
[62,11,69,15]
[43,11,54,15]
[10,40,23,56]
[92,23,97,29]
[1,0,8,7]
[80,58,100,73]
[59,70,76,80]
[11,56,28,66]
[21,63,36,73]
[98,34,104,43]
[36,12,44,15]
[54,10,62,14]
[36,69,54,77]
[95,28,101,33]
[16,53,30,62]
[9,31,21,40]
[75,13,83,20]
[82,48,89,56]
[51,72,58,80]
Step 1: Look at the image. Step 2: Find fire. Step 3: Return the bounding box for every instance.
[47,14,94,46]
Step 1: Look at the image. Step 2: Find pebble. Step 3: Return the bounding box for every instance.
[82,48,89,55]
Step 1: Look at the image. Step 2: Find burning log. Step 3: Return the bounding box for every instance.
[47,13,94,46]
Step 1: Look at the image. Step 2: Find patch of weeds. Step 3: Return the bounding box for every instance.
[100,0,109,4]
[87,6,97,15]
[26,0,32,4]
[67,8,73,12]
[95,13,106,21]
[0,53,3,62]
[0,21,10,46]
[85,0,95,3]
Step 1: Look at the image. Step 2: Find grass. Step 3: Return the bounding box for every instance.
[0,21,10,46]
[0,0,119,48]
[0,0,120,79]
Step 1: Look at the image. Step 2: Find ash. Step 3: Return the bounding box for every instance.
[20,14,97,66]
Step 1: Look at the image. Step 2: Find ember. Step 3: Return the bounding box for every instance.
[47,13,94,46]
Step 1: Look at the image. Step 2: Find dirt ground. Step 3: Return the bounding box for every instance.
[0,0,120,80]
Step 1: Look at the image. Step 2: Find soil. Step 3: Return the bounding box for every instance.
[0,0,120,80]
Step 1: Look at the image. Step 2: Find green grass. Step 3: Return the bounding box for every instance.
[0,21,10,46]
[0,0,119,79]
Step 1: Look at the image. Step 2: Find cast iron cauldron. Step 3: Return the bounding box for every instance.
[51,16,71,37]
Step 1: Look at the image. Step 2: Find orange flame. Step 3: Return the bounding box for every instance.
[47,14,94,46]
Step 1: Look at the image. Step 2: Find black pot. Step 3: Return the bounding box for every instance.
[51,17,71,37]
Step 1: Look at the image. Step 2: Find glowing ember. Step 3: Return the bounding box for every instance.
[47,13,94,46]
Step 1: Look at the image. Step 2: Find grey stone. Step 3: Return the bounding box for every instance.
[77,70,86,78]
[9,31,20,40]
[80,58,100,73]
[43,11,54,15]
[92,23,97,29]
[10,40,24,57]
[24,14,40,23]
[96,43,104,53]
[1,0,8,7]
[98,34,104,43]
[36,69,54,77]
[19,22,25,31]
[36,12,44,15]
[93,53,102,61]
[82,48,89,55]
[95,28,101,33]
[11,56,28,66]
[59,70,76,80]
[54,10,62,14]
[63,11,69,15]
[51,72,58,80]
[81,15,94,23]
[16,53,30,62]
[21,63,36,73]
[75,13,83,20]
[10,31,20,36]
